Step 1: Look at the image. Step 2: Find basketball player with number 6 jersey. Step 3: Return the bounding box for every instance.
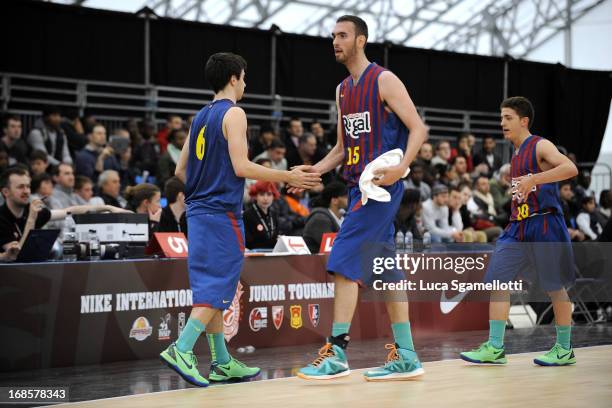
[159,53,321,387]
[461,96,578,367]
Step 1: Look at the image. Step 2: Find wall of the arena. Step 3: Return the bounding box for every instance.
[1,0,611,162]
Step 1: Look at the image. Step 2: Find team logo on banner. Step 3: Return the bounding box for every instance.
[158,313,171,340]
[290,305,302,329]
[308,304,320,327]
[129,316,153,341]
[272,306,284,330]
[249,307,268,332]
[223,281,244,342]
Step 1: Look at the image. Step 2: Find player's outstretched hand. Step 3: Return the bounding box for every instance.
[287,167,321,190]
[372,165,405,186]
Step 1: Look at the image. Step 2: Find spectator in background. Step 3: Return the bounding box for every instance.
[1,114,28,165]
[74,175,105,206]
[422,184,463,243]
[287,133,318,169]
[28,150,49,177]
[394,189,424,240]
[124,183,161,236]
[244,181,280,250]
[254,139,287,171]
[489,163,512,221]
[249,126,276,159]
[311,120,332,156]
[159,176,187,235]
[574,169,594,203]
[0,147,7,175]
[48,163,79,209]
[559,180,585,241]
[431,140,451,167]
[244,158,272,201]
[403,162,431,201]
[283,117,304,166]
[156,114,183,154]
[451,133,474,172]
[27,105,72,166]
[75,124,119,183]
[273,189,307,235]
[303,181,347,253]
[30,173,54,201]
[111,128,131,140]
[447,155,471,187]
[98,169,126,208]
[577,196,603,241]
[158,128,187,187]
[60,109,88,156]
[109,136,136,189]
[596,189,611,225]
[132,118,159,177]
[457,182,487,242]
[416,142,436,186]
[467,175,503,241]
[81,111,98,134]
[473,135,502,176]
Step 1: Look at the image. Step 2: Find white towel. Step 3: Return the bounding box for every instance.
[359,148,410,205]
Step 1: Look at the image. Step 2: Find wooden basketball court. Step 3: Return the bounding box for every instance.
[60,345,612,408]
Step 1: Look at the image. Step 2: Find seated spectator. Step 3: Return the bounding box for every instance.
[109,136,137,189]
[29,150,50,177]
[431,140,451,167]
[1,114,28,165]
[403,163,431,201]
[30,173,54,201]
[158,128,187,187]
[60,109,87,157]
[0,167,127,260]
[303,181,347,253]
[489,163,512,221]
[394,189,424,240]
[27,105,72,166]
[310,120,332,156]
[447,155,471,187]
[124,183,161,236]
[98,170,127,208]
[574,169,594,203]
[254,139,287,171]
[244,181,280,250]
[576,196,603,241]
[159,176,187,235]
[473,135,502,176]
[75,124,119,183]
[416,142,436,185]
[450,133,474,172]
[559,180,585,241]
[467,175,503,241]
[48,163,79,209]
[131,119,159,177]
[457,183,487,242]
[282,117,304,166]
[156,114,183,154]
[596,189,611,226]
[74,175,105,206]
[287,133,318,169]
[273,190,306,235]
[422,184,463,243]
[249,126,276,159]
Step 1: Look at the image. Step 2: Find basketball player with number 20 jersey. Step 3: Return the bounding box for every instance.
[160,53,320,387]
[461,96,578,367]
[296,15,429,382]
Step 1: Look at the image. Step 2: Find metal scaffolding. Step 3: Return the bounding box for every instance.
[58,0,608,64]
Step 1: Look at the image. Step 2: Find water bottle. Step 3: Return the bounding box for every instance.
[404,231,413,253]
[62,212,78,261]
[395,231,405,252]
[63,212,76,236]
[88,229,100,261]
[423,231,432,252]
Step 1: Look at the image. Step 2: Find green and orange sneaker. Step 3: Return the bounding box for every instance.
[297,342,350,380]
[533,344,576,366]
[363,344,424,381]
[460,341,507,364]
[208,356,261,382]
[160,343,209,387]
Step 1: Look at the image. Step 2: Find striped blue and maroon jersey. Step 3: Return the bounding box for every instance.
[338,63,408,186]
[509,135,563,221]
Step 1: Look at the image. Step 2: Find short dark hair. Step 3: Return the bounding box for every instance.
[204,52,247,93]
[451,155,467,166]
[168,128,186,143]
[336,15,368,41]
[559,180,572,189]
[29,150,48,163]
[321,181,348,207]
[255,158,272,166]
[2,114,20,128]
[51,162,73,176]
[299,134,316,145]
[164,176,185,204]
[0,167,28,192]
[581,195,595,206]
[31,172,53,194]
[289,117,302,125]
[75,175,93,191]
[268,139,285,150]
[42,105,61,117]
[473,175,489,187]
[500,96,535,129]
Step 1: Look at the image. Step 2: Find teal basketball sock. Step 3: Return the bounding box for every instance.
[391,321,415,351]
[331,322,351,337]
[207,332,231,365]
[555,325,571,350]
[176,318,205,353]
[488,320,506,349]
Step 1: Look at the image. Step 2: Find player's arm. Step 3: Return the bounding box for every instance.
[310,85,346,175]
[225,107,321,189]
[174,126,191,183]
[375,71,429,186]
[515,140,578,201]
[50,204,131,221]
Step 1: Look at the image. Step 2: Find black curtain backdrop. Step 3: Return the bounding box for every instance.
[2,0,611,162]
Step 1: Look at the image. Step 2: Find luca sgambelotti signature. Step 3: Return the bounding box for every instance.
[372,279,524,292]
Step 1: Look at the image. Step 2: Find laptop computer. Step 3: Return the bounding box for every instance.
[16,229,60,263]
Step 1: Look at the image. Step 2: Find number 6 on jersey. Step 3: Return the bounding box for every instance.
[196,125,207,160]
